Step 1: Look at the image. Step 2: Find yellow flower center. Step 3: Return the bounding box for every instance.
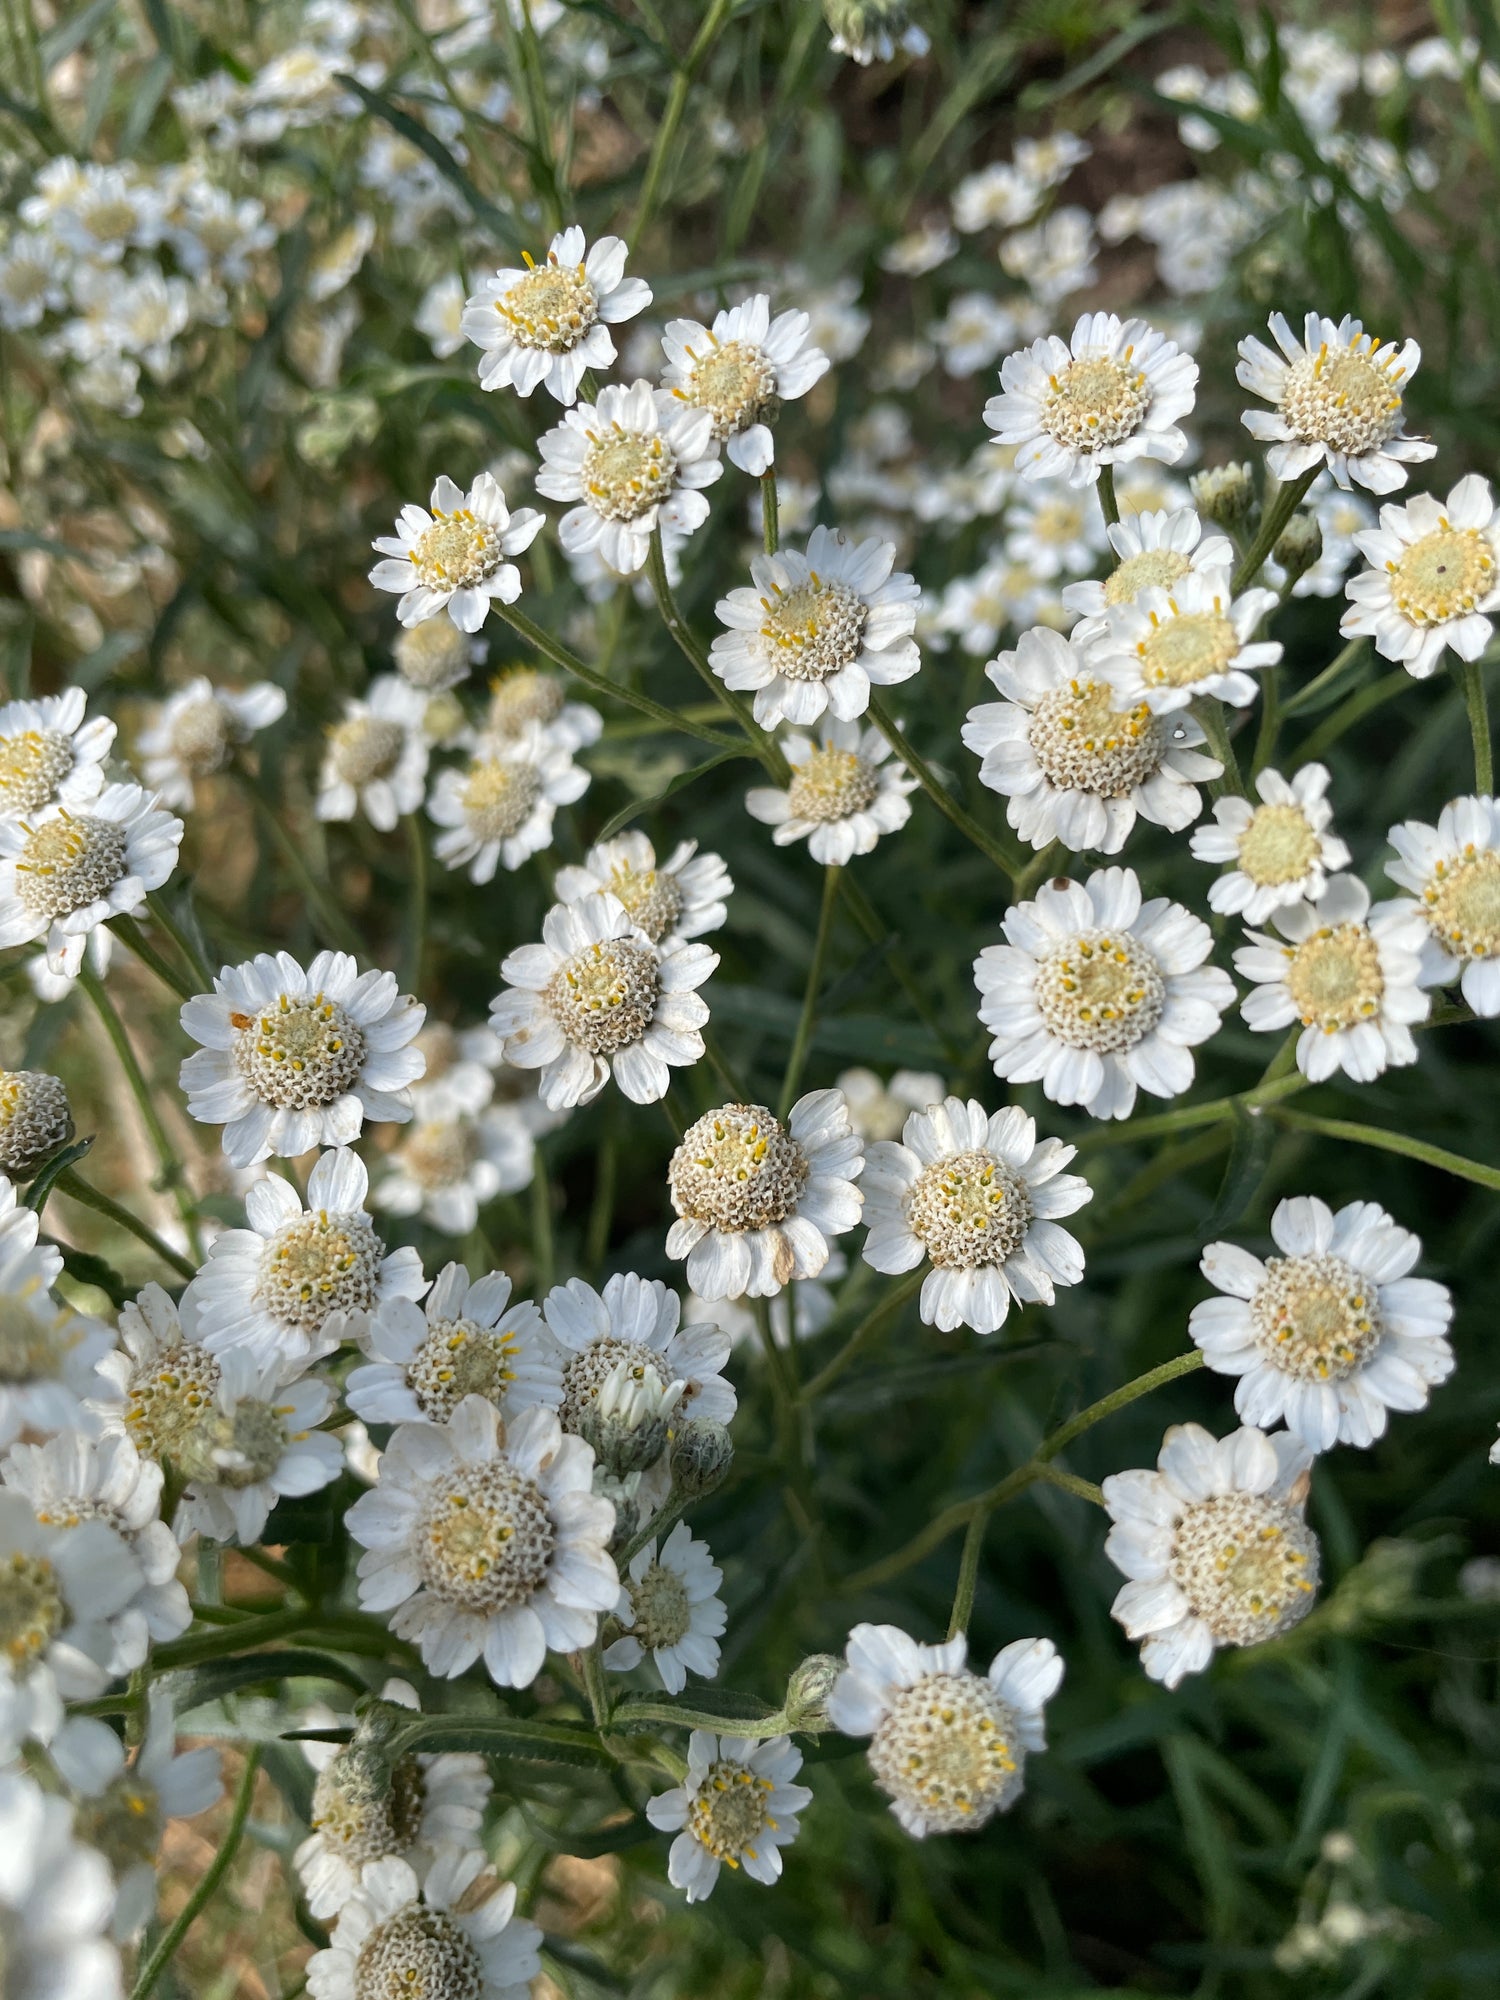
[1040,354,1151,452]
[496,255,598,352]
[1103,546,1193,605]
[409,510,502,591]
[758,574,869,682]
[0,1551,65,1667]
[1280,340,1405,455]
[580,426,676,523]
[1388,525,1495,625]
[868,1670,1022,1833]
[669,1104,810,1231]
[687,1761,775,1865]
[232,991,368,1109]
[681,337,777,440]
[1284,924,1384,1031]
[1137,607,1239,690]
[1250,1252,1383,1382]
[1236,803,1319,887]
[1027,679,1162,797]
[546,940,660,1055]
[461,758,541,842]
[14,811,127,920]
[906,1149,1034,1270]
[0,727,74,813]
[1424,846,1500,959]
[786,744,879,822]
[1034,930,1165,1052]
[1171,1492,1319,1646]
[417,1463,555,1613]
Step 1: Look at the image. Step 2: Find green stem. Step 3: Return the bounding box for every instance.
[79,963,202,1260]
[1269,1108,1500,1191]
[500,0,564,232]
[1231,467,1320,593]
[53,1168,197,1282]
[840,874,966,1062]
[531,1152,555,1294]
[1457,656,1493,793]
[799,1268,924,1403]
[1073,1066,1310,1152]
[1282,636,1366,718]
[1191,695,1246,797]
[1250,666,1280,780]
[129,1747,263,2000]
[1288,670,1413,771]
[231,768,366,958]
[493,600,739,756]
[111,912,197,1002]
[401,813,428,994]
[867,694,1022,883]
[581,1639,611,1729]
[145,889,214,988]
[946,1510,989,1639]
[629,0,735,248]
[761,468,780,554]
[778,866,842,1118]
[615,1698,792,1739]
[615,1490,689,1572]
[646,529,784,779]
[1096,463,1120,534]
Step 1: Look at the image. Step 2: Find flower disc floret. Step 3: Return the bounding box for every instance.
[329,718,406,788]
[1027,681,1164,796]
[1425,846,1500,958]
[1040,354,1151,452]
[310,1746,426,1873]
[354,1904,483,2000]
[14,814,126,921]
[1235,804,1321,887]
[494,256,599,354]
[459,760,540,842]
[1,1548,64,1666]
[1389,524,1495,623]
[785,743,879,820]
[258,1211,382,1335]
[0,1070,72,1180]
[757,576,870,683]
[669,1106,810,1232]
[1137,607,1239,691]
[627,1560,693,1650]
[416,1462,556,1614]
[122,1340,221,1465]
[686,1757,776,1863]
[1102,546,1193,603]
[599,861,683,942]
[1033,931,1166,1053]
[558,1335,670,1433]
[681,339,779,440]
[406,1318,524,1424]
[580,425,677,524]
[167,697,233,774]
[545,939,660,1056]
[1248,1253,1382,1382]
[1279,342,1404,458]
[1170,1491,1319,1647]
[233,992,368,1110]
[906,1150,1034,1270]
[1283,922,1384,1031]
[867,1670,1021,1832]
[0,730,75,815]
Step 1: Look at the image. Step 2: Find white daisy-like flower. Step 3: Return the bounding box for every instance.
[1387,793,1500,1014]
[0,1183,112,1447]
[348,1262,559,1431]
[1060,507,1235,641]
[685,1249,846,1354]
[837,1068,946,1141]
[825,0,930,65]
[484,664,603,752]
[369,472,545,631]
[827,1624,1063,1837]
[1103,1422,1319,1688]
[962,624,1220,855]
[1002,485,1107,581]
[1234,872,1429,1082]
[392,616,484,694]
[0,1771,122,2000]
[376,1100,539,1234]
[745,716,918,863]
[137,676,287,809]
[490,891,716,1111]
[536,379,721,576]
[426,722,589,883]
[666,1089,865,1300]
[187,1146,428,1366]
[0,783,183,978]
[861,1097,1092,1335]
[1191,1195,1454,1451]
[461,226,651,405]
[0,689,114,820]
[1341,473,1500,676]
[295,1677,491,1920]
[1085,567,1283,716]
[50,1697,221,1939]
[0,1486,143,1762]
[317,675,430,832]
[983,312,1197,488]
[709,525,921,728]
[1236,312,1436,493]
[348,1396,618,1688]
[974,868,1235,1121]
[554,832,732,949]
[604,1522,727,1694]
[1,1430,191,1664]
[306,1851,541,2000]
[661,294,830,477]
[1189,763,1350,921]
[179,949,426,1167]
[645,1731,812,1903]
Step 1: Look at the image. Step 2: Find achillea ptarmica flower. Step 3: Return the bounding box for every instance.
[1341,474,1500,676]
[554,832,732,948]
[0,1487,144,1761]
[984,312,1197,488]
[1189,763,1350,922]
[295,1678,491,1920]
[824,0,930,64]
[1234,872,1429,1083]
[376,1102,538,1235]
[1191,1196,1454,1451]
[137,676,287,808]
[861,1097,1091,1335]
[392,615,483,693]
[0,1431,191,1659]
[828,1624,1063,1836]
[461,226,651,405]
[745,717,917,863]
[316,675,429,832]
[1086,567,1283,715]
[0,783,184,978]
[0,688,114,819]
[536,379,721,575]
[0,1184,112,1448]
[426,722,589,883]
[973,867,1235,1122]
[1386,793,1500,1014]
[484,665,602,752]
[306,1851,541,2000]
[604,1521,728,1693]
[348,1261,559,1430]
[645,1731,812,1902]
[1060,506,1234,641]
[0,1771,122,2000]
[838,1068,945,1142]
[1104,1422,1319,1688]
[347,1396,618,1687]
[710,525,921,728]
[0,1067,72,1180]
[490,891,716,1111]
[179,949,426,1167]
[369,472,545,631]
[666,1090,865,1299]
[661,294,830,476]
[187,1146,427,1366]
[962,624,1219,855]
[1236,313,1436,493]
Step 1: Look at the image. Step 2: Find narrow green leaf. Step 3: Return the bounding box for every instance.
[1197,1102,1273,1238]
[24,1134,95,1213]
[335,75,524,252]
[388,1714,612,1769]
[592,747,748,843]
[168,1649,371,1715]
[54,1246,132,1310]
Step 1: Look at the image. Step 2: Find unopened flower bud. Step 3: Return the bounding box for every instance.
[577,1358,684,1479]
[0,1069,73,1180]
[784,1654,842,1730]
[1190,461,1256,530]
[823,0,927,65]
[669,1418,735,1499]
[1273,510,1322,582]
